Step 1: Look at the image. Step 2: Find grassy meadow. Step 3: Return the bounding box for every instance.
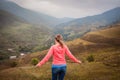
[0,45,120,80]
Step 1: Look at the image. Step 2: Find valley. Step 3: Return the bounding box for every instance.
[0,0,120,60]
[0,0,120,80]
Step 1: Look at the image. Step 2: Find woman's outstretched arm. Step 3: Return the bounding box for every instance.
[36,46,54,67]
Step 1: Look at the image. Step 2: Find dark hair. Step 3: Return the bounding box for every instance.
[55,34,64,48]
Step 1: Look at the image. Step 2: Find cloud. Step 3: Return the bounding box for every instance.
[8,0,120,18]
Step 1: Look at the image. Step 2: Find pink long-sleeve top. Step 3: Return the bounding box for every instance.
[37,44,79,66]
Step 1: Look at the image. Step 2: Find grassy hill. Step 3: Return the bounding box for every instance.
[82,23,120,45]
[0,23,120,80]
[0,10,53,60]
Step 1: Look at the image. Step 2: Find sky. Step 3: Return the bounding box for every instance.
[8,0,120,18]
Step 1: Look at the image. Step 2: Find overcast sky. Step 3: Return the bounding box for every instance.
[8,0,120,18]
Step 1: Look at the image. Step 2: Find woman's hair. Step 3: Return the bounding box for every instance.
[55,34,64,48]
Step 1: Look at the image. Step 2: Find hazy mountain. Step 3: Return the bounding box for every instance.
[55,7,120,40]
[0,10,53,60]
[59,17,75,24]
[0,0,75,27]
[0,0,56,26]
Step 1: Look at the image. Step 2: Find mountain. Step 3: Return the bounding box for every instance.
[0,0,75,60]
[0,0,75,27]
[0,0,56,26]
[55,7,120,40]
[59,17,75,24]
[0,10,53,60]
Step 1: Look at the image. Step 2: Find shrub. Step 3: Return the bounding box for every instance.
[31,58,39,65]
[86,54,94,62]
[10,61,18,67]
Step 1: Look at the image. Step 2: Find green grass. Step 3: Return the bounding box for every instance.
[0,62,119,80]
[0,46,120,80]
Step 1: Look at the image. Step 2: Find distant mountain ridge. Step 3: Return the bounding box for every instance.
[55,7,120,40]
[0,0,74,27]
[57,7,120,27]
[0,0,57,26]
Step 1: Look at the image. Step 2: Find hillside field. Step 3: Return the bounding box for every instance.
[0,23,120,80]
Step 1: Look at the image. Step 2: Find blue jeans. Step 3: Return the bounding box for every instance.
[52,65,66,80]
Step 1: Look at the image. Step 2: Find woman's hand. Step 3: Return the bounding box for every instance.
[78,60,82,64]
[35,65,39,68]
[35,64,40,68]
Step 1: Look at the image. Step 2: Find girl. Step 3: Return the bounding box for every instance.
[36,34,81,80]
